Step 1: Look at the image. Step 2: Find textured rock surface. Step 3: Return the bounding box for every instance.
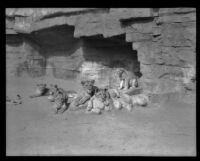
[6,8,196,94]
[160,22,195,47]
[6,35,45,77]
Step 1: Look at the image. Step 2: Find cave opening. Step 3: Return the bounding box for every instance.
[23,24,81,79]
[79,34,141,88]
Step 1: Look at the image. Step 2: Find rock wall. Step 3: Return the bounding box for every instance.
[6,8,196,94]
[6,25,139,88]
[6,34,45,77]
[138,8,196,94]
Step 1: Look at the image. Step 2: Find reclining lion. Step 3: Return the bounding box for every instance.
[69,79,98,111]
[86,88,114,114]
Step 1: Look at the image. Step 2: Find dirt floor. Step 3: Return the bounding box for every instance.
[6,75,196,156]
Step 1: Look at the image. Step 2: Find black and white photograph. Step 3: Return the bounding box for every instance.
[6,8,196,156]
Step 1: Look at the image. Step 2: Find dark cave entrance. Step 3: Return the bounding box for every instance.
[80,34,141,88]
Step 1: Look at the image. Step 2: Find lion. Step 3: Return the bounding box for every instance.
[115,91,150,111]
[6,95,22,105]
[52,91,68,114]
[86,97,103,114]
[86,88,114,114]
[29,84,50,98]
[69,79,98,111]
[47,84,59,102]
[107,88,132,111]
[131,93,150,108]
[115,68,139,91]
[107,88,122,110]
[118,92,133,111]
[45,84,68,114]
[48,84,77,102]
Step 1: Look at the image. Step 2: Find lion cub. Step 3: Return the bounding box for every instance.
[116,68,138,90]
[69,79,98,111]
[86,88,113,114]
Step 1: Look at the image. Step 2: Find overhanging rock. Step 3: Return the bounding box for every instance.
[6,8,154,37]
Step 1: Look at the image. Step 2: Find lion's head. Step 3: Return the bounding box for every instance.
[36,83,47,88]
[49,84,59,95]
[115,68,126,80]
[81,79,95,95]
[94,88,109,102]
[36,83,47,92]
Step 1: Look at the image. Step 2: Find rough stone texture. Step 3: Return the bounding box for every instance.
[126,20,154,34]
[6,35,24,76]
[6,31,139,89]
[133,41,163,65]
[73,12,134,38]
[44,45,84,80]
[142,77,184,94]
[6,35,45,77]
[6,8,196,95]
[109,8,153,19]
[157,12,196,23]
[126,32,153,42]
[6,8,99,19]
[161,47,196,67]
[74,13,105,37]
[158,8,196,15]
[160,22,196,47]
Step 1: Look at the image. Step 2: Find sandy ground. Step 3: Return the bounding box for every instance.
[6,75,196,156]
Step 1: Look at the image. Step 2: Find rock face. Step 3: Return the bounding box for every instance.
[6,35,45,77]
[6,8,196,95]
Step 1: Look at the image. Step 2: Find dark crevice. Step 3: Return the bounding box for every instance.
[156,21,195,25]
[31,23,75,35]
[6,34,23,46]
[152,8,160,13]
[20,33,42,49]
[120,17,154,27]
[153,34,161,38]
[81,34,131,47]
[28,24,78,50]
[6,16,15,21]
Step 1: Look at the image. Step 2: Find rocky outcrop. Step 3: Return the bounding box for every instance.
[6,8,196,95]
